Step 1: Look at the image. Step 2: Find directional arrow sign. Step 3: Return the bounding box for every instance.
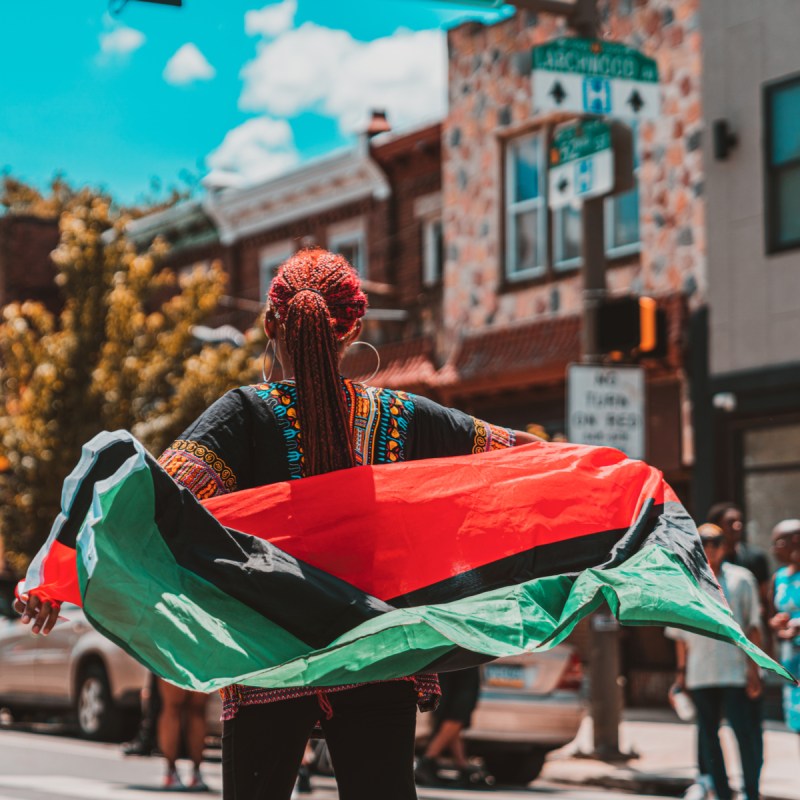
[532,38,660,120]
[548,119,614,209]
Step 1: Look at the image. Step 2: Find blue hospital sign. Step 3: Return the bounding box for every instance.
[576,158,594,194]
[583,77,612,114]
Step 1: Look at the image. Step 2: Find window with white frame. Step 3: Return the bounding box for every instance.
[505,133,547,279]
[553,206,583,271]
[329,223,366,277]
[605,122,641,256]
[506,126,641,278]
[553,128,641,268]
[423,218,444,286]
[259,242,294,300]
[415,192,444,287]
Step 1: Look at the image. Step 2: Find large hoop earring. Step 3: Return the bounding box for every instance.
[261,339,277,384]
[347,341,380,384]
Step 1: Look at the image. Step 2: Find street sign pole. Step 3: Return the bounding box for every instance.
[561,3,630,764]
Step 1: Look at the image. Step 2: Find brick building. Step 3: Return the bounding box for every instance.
[131,123,444,388]
[0,215,60,311]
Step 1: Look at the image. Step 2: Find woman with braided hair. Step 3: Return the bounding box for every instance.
[151,248,539,799]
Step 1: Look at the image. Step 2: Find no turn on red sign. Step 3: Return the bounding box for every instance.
[566,364,646,460]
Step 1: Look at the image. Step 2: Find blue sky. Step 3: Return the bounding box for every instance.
[0,0,508,204]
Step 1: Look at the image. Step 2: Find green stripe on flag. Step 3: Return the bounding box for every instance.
[75,456,794,692]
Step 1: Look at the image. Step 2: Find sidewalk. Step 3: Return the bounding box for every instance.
[541,710,798,800]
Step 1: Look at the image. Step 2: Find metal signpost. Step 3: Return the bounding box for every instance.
[566,364,646,459]
[532,38,660,121]
[549,119,614,209]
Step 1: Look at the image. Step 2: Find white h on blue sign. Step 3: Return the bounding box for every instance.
[583,77,612,114]
[576,159,594,194]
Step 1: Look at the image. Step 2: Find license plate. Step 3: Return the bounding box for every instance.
[484,663,532,689]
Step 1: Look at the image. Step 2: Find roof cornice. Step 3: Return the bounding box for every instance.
[204,149,391,245]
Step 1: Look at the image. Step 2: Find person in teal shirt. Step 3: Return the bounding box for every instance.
[769,519,800,738]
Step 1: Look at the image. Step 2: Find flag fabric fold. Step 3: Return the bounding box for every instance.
[21,430,794,692]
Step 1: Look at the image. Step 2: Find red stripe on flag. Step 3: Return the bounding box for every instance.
[204,442,666,601]
[34,540,82,607]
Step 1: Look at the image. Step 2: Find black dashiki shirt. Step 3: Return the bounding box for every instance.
[158,378,515,720]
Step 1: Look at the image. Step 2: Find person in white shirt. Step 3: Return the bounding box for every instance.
[667,524,763,800]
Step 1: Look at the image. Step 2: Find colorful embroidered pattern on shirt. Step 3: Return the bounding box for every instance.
[471,418,516,453]
[345,382,416,465]
[255,382,305,479]
[158,440,237,499]
[255,380,416,474]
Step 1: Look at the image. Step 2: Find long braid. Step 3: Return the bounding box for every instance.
[268,249,367,477]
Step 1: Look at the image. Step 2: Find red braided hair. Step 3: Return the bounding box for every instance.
[267,249,367,477]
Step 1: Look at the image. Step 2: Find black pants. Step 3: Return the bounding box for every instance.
[691,686,762,800]
[222,682,418,800]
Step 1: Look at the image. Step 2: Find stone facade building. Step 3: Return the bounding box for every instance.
[437,1,703,508]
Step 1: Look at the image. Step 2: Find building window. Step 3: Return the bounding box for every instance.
[259,242,293,299]
[742,420,800,560]
[505,133,547,280]
[553,206,582,271]
[329,225,366,276]
[606,121,641,257]
[422,218,444,286]
[606,183,641,255]
[506,127,641,280]
[765,75,800,252]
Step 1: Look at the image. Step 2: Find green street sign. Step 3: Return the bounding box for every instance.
[533,37,660,120]
[551,119,611,165]
[549,120,614,209]
[533,37,658,83]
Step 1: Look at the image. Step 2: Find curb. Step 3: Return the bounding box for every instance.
[546,773,797,800]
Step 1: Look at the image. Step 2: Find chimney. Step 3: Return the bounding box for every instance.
[366,110,392,138]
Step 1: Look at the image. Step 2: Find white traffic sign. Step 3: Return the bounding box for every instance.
[532,38,660,121]
[549,119,614,208]
[567,364,645,459]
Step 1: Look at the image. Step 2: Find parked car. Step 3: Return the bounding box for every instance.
[415,644,586,785]
[0,601,148,740]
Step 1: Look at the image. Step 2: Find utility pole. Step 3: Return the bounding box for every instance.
[515,0,632,760]
[445,0,637,763]
[567,3,630,762]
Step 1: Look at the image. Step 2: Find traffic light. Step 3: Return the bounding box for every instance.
[597,296,667,359]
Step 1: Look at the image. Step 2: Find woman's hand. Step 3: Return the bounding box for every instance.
[13,593,60,635]
[769,611,790,631]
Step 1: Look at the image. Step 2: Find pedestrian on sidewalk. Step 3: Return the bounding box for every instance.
[769,519,800,743]
[156,680,209,791]
[667,523,764,800]
[415,667,486,787]
[121,672,161,758]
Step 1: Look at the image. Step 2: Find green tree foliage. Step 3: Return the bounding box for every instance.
[0,180,263,571]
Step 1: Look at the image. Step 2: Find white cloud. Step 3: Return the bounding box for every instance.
[98,25,145,59]
[206,117,299,186]
[163,43,216,86]
[245,0,297,38]
[239,23,446,133]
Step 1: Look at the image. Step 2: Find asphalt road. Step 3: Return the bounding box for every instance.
[0,727,676,800]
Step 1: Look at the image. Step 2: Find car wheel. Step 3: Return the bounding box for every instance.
[75,663,118,741]
[482,748,547,786]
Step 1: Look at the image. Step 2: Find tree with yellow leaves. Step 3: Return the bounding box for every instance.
[0,180,262,570]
